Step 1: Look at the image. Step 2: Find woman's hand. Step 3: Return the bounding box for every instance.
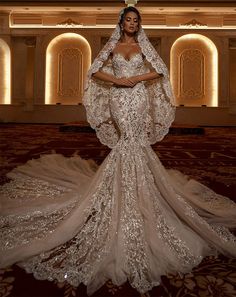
[114,77,138,88]
[128,76,141,86]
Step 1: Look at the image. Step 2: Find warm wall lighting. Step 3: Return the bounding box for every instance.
[170,33,218,107]
[0,39,11,104]
[45,33,91,104]
[45,51,52,105]
[10,24,236,30]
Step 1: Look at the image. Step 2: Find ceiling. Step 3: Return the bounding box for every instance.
[1,0,236,10]
[0,0,236,4]
[0,0,235,28]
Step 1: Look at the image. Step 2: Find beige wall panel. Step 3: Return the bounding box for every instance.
[171,34,218,107]
[12,37,28,104]
[45,33,91,105]
[229,47,236,103]
[0,38,11,104]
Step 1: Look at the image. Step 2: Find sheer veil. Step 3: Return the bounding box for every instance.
[1,12,236,295]
[83,23,176,147]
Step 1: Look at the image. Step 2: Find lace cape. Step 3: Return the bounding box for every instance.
[83,25,176,148]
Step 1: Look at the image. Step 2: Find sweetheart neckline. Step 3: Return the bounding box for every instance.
[112,52,143,62]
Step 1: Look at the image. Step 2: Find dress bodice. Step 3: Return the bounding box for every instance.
[112,53,145,78]
[108,52,149,147]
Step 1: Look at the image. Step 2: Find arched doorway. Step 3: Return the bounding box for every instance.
[170,34,218,106]
[45,33,91,104]
[0,38,11,104]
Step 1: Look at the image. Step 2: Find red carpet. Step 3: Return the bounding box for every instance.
[0,124,236,297]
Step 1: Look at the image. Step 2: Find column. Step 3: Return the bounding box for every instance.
[25,36,36,110]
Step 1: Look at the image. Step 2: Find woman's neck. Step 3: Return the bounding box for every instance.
[120,34,136,44]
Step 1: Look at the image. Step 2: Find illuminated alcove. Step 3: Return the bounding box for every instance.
[45,33,91,105]
[170,34,218,107]
[0,38,11,104]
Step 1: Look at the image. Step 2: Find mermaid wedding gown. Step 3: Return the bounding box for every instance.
[1,53,236,296]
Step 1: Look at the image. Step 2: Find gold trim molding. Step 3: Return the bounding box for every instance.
[57,18,81,27]
[180,19,207,28]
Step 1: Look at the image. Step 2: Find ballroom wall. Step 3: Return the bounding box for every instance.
[0,7,236,126]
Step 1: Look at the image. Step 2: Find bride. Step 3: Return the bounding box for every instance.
[0,6,236,296]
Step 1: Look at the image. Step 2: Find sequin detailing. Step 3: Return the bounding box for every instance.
[83,25,176,148]
[1,34,236,296]
[1,203,75,250]
[0,174,71,202]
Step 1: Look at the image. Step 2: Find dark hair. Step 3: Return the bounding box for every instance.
[118,6,142,28]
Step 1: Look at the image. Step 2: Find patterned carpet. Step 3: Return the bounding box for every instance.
[0,123,236,297]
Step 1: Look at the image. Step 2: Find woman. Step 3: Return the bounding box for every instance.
[0,6,236,296]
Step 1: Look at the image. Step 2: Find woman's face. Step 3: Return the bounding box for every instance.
[122,11,139,35]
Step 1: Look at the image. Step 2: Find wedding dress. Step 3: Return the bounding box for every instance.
[0,25,236,296]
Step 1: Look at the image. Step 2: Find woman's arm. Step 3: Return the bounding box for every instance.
[92,71,117,84]
[92,58,163,87]
[92,71,137,88]
[129,71,163,85]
